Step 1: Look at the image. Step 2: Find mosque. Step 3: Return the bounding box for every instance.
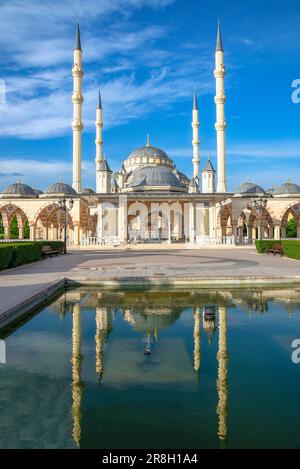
[1,23,300,246]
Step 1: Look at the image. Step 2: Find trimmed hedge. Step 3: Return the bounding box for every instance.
[0,242,42,270]
[255,240,282,253]
[255,240,300,260]
[0,241,64,271]
[282,240,300,260]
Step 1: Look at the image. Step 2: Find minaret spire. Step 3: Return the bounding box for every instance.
[214,20,227,193]
[192,91,200,186]
[193,90,198,110]
[72,23,84,193]
[216,19,224,52]
[74,23,82,51]
[97,90,102,110]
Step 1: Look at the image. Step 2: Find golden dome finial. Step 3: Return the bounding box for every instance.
[146,134,151,148]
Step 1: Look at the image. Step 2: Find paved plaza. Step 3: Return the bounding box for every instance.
[1,246,300,323]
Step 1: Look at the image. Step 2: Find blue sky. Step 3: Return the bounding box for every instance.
[0,0,300,192]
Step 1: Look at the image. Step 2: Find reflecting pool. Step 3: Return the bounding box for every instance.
[1,287,300,449]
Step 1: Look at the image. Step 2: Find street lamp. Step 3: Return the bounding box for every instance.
[251,197,268,241]
[58,197,74,254]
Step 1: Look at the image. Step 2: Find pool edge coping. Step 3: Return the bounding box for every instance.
[3,275,300,329]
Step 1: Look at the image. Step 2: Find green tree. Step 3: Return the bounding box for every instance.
[24,219,30,239]
[10,216,19,239]
[287,218,297,238]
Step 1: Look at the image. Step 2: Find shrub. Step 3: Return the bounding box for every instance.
[282,240,300,260]
[9,216,19,239]
[0,241,65,271]
[287,218,297,238]
[0,242,43,271]
[256,240,300,261]
[11,242,43,267]
[0,245,15,270]
[255,240,282,253]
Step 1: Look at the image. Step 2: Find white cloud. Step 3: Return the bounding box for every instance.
[0,0,214,140]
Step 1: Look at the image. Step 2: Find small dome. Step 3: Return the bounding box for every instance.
[34,188,43,195]
[266,187,276,195]
[1,182,37,197]
[178,171,190,183]
[83,188,95,194]
[275,182,300,195]
[127,165,182,189]
[236,182,265,195]
[44,182,77,195]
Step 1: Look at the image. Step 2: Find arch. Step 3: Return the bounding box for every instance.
[280,203,300,239]
[32,202,59,226]
[33,202,74,242]
[0,203,30,239]
[278,202,300,223]
[0,202,31,224]
[236,206,274,241]
[217,205,232,236]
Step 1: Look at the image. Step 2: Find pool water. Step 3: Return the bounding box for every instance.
[0,287,300,449]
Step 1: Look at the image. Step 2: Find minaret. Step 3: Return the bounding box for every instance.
[192,92,200,184]
[214,21,227,193]
[95,91,106,193]
[72,24,84,193]
[95,91,103,166]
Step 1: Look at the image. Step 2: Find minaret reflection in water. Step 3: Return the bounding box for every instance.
[217,306,229,447]
[71,303,83,448]
[193,307,201,383]
[69,299,229,448]
[95,307,112,383]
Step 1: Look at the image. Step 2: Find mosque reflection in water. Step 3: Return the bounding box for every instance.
[62,289,230,449]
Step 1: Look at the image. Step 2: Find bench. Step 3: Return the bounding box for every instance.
[266,244,283,256]
[42,245,60,257]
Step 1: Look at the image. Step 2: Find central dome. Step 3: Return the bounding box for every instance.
[127,165,183,190]
[128,145,171,161]
[124,142,174,173]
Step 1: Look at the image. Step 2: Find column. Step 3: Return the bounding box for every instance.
[217,306,228,446]
[29,225,35,241]
[18,226,24,240]
[4,225,9,240]
[97,203,104,244]
[42,226,48,241]
[189,202,195,243]
[274,225,281,240]
[168,210,172,244]
[232,225,238,244]
[118,196,127,243]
